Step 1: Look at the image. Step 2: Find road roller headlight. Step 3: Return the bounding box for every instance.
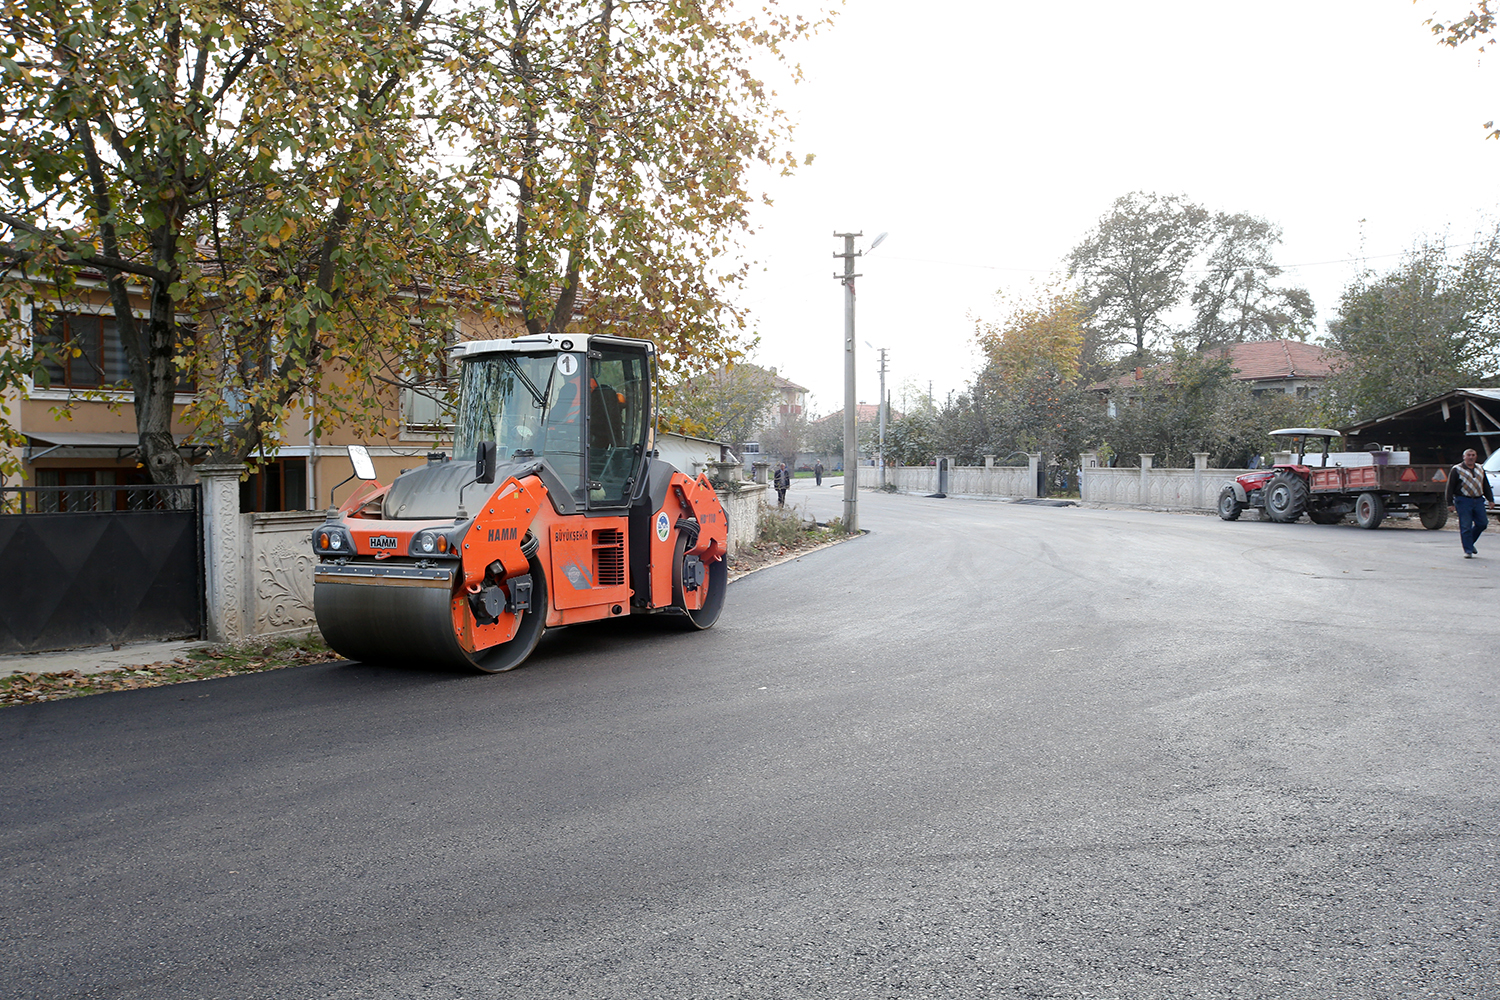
[312,525,355,556]
[409,529,460,558]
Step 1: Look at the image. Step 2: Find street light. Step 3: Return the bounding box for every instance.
[832,231,887,533]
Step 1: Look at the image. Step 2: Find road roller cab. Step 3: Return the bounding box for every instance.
[312,334,729,672]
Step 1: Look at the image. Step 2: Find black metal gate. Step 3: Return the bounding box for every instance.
[0,485,204,654]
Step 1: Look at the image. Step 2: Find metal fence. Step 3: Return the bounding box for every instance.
[0,485,204,654]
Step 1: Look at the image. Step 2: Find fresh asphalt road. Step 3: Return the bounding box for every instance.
[3,489,1498,999]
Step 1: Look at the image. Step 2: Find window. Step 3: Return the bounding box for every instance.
[402,323,458,431]
[588,346,650,507]
[34,311,128,389]
[240,458,308,512]
[32,467,150,511]
[403,379,457,430]
[33,310,195,392]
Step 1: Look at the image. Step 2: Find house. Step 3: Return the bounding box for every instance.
[768,371,808,424]
[1089,339,1344,415]
[2,270,526,510]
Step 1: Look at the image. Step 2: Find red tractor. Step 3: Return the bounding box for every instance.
[1218,428,1451,530]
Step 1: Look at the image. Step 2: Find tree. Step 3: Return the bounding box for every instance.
[1187,212,1315,349]
[960,284,1102,466]
[666,362,778,447]
[759,410,808,467]
[0,0,482,484]
[444,0,828,379]
[1430,3,1500,139]
[1101,349,1321,468]
[975,284,1086,383]
[1322,230,1500,422]
[1,0,828,483]
[1067,192,1209,359]
[884,408,939,467]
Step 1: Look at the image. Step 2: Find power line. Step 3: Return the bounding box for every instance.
[877,237,1498,279]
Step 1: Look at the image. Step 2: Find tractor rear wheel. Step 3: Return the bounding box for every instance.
[1419,503,1450,530]
[671,530,727,630]
[1217,485,1245,521]
[1263,472,1308,523]
[1354,492,1386,530]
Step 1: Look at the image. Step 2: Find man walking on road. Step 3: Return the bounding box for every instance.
[1446,448,1494,558]
[814,460,824,486]
[774,462,790,507]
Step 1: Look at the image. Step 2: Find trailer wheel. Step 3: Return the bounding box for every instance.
[1263,472,1308,523]
[671,531,727,630]
[1419,503,1450,530]
[1354,492,1386,530]
[1217,485,1244,521]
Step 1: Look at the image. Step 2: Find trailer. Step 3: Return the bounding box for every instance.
[1218,428,1450,530]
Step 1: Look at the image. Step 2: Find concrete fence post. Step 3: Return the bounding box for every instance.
[198,462,246,643]
[1080,452,1099,501]
[1026,453,1042,498]
[1139,454,1154,506]
[1193,452,1209,509]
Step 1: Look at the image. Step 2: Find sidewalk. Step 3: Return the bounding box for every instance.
[0,639,212,678]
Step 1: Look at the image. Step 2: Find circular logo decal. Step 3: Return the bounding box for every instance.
[556,354,579,376]
[655,511,671,542]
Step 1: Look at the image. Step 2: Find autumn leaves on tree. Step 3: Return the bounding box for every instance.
[0,0,828,482]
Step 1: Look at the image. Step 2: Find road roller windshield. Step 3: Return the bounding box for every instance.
[453,352,587,490]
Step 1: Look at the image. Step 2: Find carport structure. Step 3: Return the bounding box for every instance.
[1341,388,1500,462]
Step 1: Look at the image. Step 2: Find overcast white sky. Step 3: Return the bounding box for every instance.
[733,0,1500,416]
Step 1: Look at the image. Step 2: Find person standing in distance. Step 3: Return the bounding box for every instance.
[774,462,790,507]
[814,460,824,487]
[1445,447,1494,558]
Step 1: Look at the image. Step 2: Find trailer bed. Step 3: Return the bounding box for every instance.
[1308,464,1448,495]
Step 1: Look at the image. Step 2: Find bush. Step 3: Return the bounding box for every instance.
[757,501,807,546]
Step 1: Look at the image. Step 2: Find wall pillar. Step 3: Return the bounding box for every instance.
[198,462,246,643]
[1079,452,1099,501]
[1138,454,1154,505]
[1193,452,1209,508]
[1026,453,1041,498]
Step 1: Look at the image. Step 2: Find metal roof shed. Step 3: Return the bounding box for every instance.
[1340,388,1500,463]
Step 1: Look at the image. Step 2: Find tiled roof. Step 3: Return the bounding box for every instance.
[1089,339,1344,391]
[1213,339,1341,381]
[814,403,896,423]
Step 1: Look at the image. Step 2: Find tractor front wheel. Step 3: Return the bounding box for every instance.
[1217,485,1245,521]
[1263,472,1308,524]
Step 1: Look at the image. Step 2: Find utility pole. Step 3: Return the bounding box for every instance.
[875,348,888,487]
[833,232,861,533]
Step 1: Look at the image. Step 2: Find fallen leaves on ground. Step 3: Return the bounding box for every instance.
[0,636,344,707]
[727,523,858,581]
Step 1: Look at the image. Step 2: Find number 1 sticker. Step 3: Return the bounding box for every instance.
[556,354,579,376]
